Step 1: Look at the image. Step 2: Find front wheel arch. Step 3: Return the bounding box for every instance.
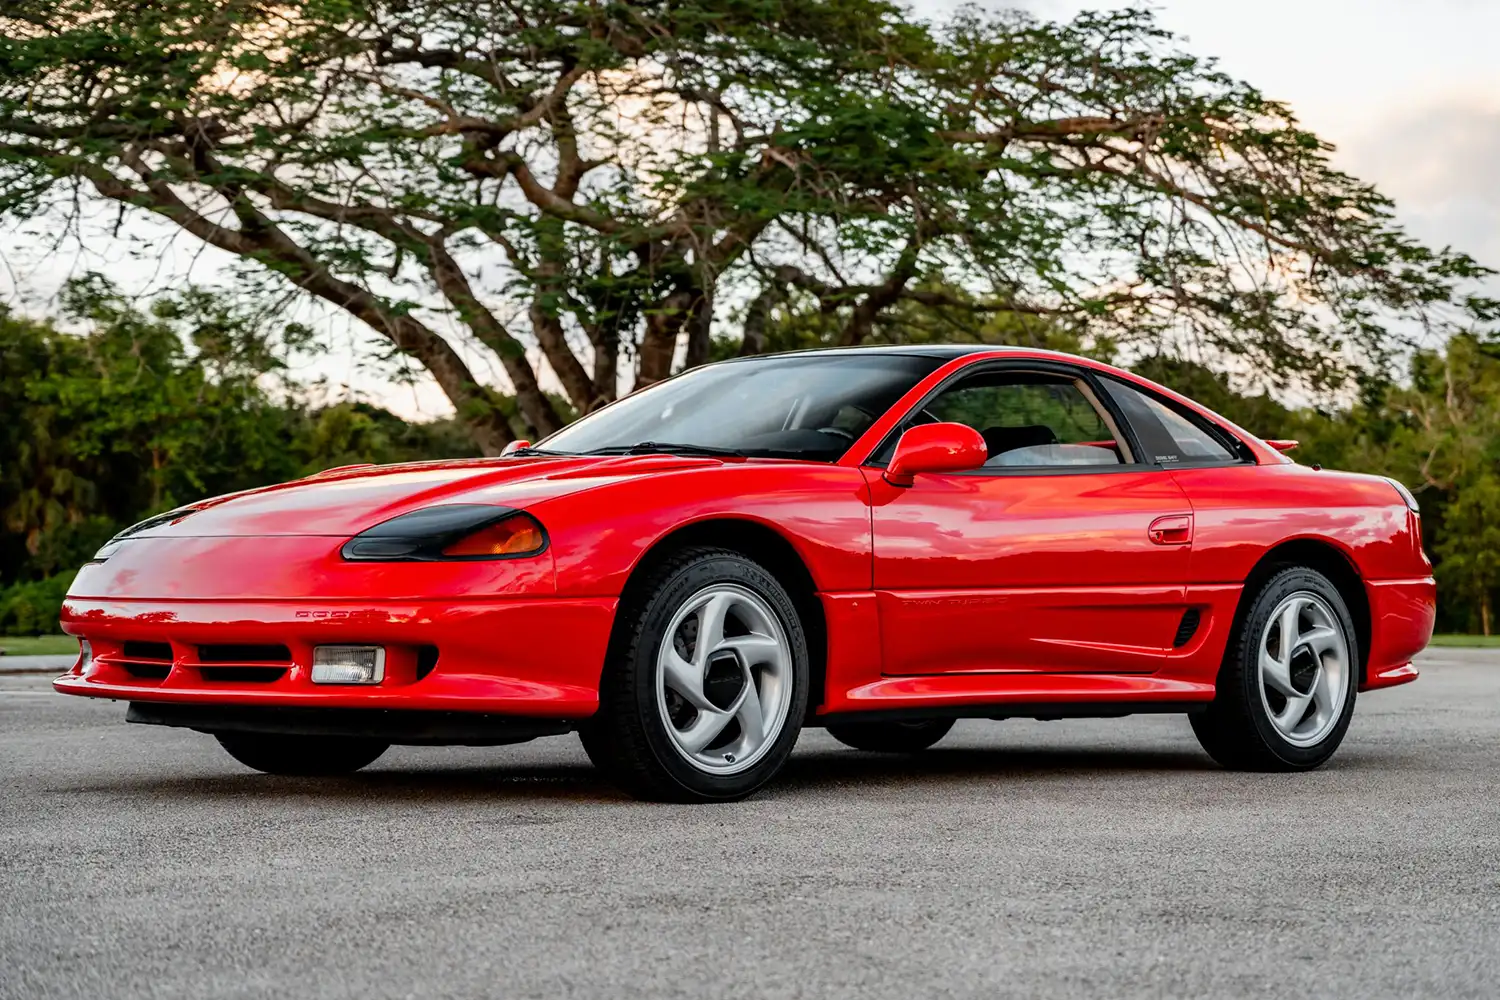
[582,546,811,801]
[612,518,828,720]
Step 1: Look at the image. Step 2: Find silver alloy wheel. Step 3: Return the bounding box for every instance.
[1257,591,1350,747]
[655,584,793,775]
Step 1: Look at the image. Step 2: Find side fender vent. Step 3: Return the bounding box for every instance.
[1173,608,1201,648]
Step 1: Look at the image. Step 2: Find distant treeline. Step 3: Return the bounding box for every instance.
[3,282,1497,636]
[0,282,479,634]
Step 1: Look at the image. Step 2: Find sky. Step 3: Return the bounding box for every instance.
[4,1,1498,420]
[1000,0,1500,277]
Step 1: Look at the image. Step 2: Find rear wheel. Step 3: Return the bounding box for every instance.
[1191,566,1358,771]
[215,733,388,775]
[580,547,809,802]
[826,718,954,753]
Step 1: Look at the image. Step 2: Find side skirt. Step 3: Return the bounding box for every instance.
[818,671,1217,717]
[815,700,1205,727]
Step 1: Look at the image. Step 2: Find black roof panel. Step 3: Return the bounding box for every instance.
[721,344,1032,362]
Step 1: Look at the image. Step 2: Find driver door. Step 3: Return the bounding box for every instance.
[866,362,1194,675]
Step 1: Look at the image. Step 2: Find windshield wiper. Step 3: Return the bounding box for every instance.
[582,441,746,458]
[505,446,572,457]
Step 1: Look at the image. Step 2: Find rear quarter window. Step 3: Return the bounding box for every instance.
[1101,377,1241,466]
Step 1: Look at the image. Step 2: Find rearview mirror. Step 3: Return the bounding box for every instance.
[885,423,988,487]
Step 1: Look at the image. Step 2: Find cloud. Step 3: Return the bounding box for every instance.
[1338,101,1500,269]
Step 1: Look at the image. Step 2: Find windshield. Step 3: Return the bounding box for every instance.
[541,353,943,461]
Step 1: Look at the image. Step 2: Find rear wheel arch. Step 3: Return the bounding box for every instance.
[615,518,828,720]
[1232,538,1372,684]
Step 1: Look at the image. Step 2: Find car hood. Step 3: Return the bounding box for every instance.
[133,454,730,538]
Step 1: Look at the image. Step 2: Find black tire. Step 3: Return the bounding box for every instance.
[215,733,388,775]
[1191,566,1359,771]
[826,718,954,753]
[579,546,810,803]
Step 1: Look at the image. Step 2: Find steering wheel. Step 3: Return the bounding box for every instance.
[816,426,856,443]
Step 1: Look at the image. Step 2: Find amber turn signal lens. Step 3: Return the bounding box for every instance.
[441,514,545,557]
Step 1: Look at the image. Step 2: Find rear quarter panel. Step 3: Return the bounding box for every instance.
[1167,462,1434,688]
[1170,463,1426,584]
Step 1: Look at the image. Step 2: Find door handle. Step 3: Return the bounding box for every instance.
[1148,514,1193,546]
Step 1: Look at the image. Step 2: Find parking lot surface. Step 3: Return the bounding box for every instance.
[2,649,1497,999]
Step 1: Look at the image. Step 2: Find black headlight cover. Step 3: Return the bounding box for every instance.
[341,504,547,562]
[91,506,199,561]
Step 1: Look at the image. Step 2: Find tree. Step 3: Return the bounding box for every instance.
[0,278,308,578]
[0,276,477,585]
[1435,476,1500,635]
[1391,334,1500,634]
[2,2,1492,453]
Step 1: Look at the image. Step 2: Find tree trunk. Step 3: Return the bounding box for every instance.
[683,284,715,370]
[739,281,783,356]
[1483,591,1493,637]
[588,324,619,409]
[529,220,599,412]
[636,287,695,387]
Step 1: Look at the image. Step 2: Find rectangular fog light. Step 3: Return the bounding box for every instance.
[311,645,386,685]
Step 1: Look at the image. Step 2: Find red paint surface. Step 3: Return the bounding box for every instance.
[884,422,988,486]
[864,467,1194,675]
[56,348,1433,720]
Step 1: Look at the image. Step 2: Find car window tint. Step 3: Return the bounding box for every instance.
[1101,378,1236,465]
[541,353,943,461]
[919,373,1125,467]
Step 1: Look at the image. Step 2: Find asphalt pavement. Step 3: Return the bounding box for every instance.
[3,649,1498,1000]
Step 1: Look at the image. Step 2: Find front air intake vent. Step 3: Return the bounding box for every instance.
[1173,609,1202,648]
[122,641,172,661]
[197,644,291,663]
[198,666,286,683]
[119,640,174,680]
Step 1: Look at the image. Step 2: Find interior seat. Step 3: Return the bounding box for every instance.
[980,424,1058,460]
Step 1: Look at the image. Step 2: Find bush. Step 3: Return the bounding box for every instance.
[0,571,76,636]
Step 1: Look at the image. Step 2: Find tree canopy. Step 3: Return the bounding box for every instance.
[0,278,475,590]
[3,1,1493,453]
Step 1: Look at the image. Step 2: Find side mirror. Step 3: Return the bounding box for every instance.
[885,423,988,487]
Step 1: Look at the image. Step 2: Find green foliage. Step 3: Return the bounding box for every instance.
[1427,634,1500,648]
[0,1,1492,456]
[0,278,309,577]
[0,634,81,655]
[0,571,76,637]
[1435,478,1500,634]
[0,280,479,632]
[297,402,478,471]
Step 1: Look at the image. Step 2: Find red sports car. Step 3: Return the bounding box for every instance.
[55,346,1435,801]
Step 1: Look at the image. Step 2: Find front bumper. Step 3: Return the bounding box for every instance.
[55,596,616,717]
[1362,576,1437,691]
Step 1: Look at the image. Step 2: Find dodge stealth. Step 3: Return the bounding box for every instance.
[55,346,1435,801]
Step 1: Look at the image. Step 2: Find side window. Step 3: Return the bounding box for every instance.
[1101,378,1238,466]
[906,371,1132,469]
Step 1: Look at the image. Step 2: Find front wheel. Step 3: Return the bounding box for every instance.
[215,733,389,775]
[826,718,954,753]
[580,547,809,802]
[1191,566,1358,771]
